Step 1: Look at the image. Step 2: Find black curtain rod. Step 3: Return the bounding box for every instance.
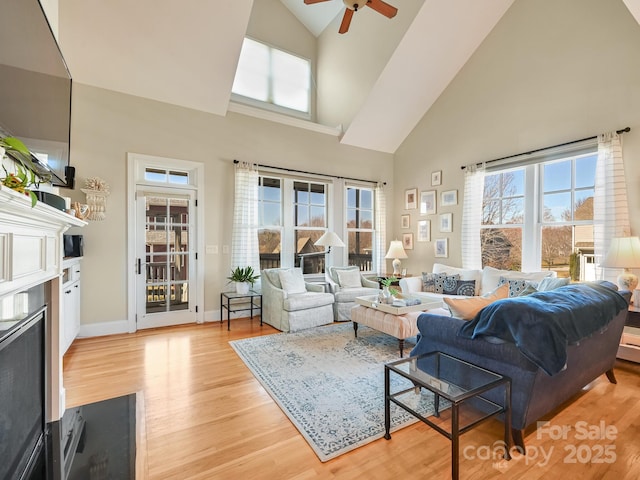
[233,159,385,185]
[460,127,631,170]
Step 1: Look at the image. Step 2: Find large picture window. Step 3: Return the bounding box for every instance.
[481,151,596,278]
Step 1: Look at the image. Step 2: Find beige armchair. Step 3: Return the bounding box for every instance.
[327,266,380,321]
[261,267,335,332]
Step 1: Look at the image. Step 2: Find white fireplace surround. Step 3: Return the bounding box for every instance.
[0,185,86,421]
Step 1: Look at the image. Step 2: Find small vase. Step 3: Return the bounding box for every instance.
[235,281,250,294]
[382,286,392,304]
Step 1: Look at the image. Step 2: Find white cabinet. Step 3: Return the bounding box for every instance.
[61,258,82,354]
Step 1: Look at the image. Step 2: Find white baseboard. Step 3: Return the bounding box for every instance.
[76,310,256,338]
[78,319,130,338]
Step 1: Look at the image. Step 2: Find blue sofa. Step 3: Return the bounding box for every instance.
[410,281,630,451]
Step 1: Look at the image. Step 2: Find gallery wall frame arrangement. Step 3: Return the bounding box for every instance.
[435,238,448,258]
[441,189,458,207]
[417,220,430,242]
[420,190,437,215]
[403,233,414,250]
[401,214,410,229]
[431,170,442,186]
[405,188,417,210]
[439,213,452,233]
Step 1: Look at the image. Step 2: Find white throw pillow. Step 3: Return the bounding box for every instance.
[336,269,362,288]
[444,284,509,320]
[278,268,307,294]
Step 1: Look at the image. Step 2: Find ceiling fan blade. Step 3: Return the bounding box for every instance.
[339,8,354,34]
[304,0,331,4]
[366,0,398,18]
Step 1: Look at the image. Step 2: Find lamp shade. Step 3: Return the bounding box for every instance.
[315,231,345,248]
[600,237,640,268]
[385,240,408,260]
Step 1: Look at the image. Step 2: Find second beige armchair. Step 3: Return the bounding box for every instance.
[327,266,380,321]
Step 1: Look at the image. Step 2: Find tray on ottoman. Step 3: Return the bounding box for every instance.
[355,295,442,315]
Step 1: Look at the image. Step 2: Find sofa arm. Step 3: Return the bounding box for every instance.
[412,313,538,372]
[362,276,379,289]
[399,276,422,293]
[306,282,324,293]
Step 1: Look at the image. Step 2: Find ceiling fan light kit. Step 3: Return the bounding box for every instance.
[304,0,398,34]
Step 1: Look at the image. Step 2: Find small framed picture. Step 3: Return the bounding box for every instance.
[431,170,442,186]
[417,220,430,242]
[401,268,407,277]
[420,190,437,215]
[435,238,448,258]
[441,189,458,207]
[405,188,417,210]
[439,213,452,233]
[402,233,414,250]
[401,214,410,229]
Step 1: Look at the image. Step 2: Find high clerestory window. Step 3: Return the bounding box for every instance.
[232,37,311,118]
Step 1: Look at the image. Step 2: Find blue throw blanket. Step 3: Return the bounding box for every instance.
[458,283,628,376]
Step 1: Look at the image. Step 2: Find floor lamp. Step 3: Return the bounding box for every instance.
[314,231,345,270]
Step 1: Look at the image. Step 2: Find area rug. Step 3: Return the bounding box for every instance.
[229,323,438,462]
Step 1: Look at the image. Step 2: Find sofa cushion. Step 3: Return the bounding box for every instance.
[434,274,461,294]
[278,268,307,294]
[482,266,554,295]
[444,284,509,320]
[336,269,362,288]
[538,277,570,291]
[283,292,334,311]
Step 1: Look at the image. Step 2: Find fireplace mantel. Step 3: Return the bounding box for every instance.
[0,184,87,421]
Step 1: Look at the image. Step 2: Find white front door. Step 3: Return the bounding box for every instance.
[135,188,197,329]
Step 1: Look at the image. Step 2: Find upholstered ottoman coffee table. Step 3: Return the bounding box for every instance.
[352,295,443,357]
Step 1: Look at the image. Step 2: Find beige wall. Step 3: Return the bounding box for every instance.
[66,84,393,326]
[394,0,640,274]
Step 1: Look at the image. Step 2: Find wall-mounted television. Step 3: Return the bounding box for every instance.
[0,0,73,188]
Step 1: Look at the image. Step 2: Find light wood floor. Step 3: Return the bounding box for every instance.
[64,318,640,479]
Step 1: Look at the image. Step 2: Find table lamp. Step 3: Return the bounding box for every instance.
[314,231,345,254]
[385,240,408,276]
[600,236,640,291]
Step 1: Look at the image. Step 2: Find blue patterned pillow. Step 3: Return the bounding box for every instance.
[498,276,537,297]
[434,274,476,296]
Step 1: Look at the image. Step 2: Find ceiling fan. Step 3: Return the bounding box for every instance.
[304,0,398,34]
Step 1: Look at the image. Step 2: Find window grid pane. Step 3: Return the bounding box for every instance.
[232,37,310,113]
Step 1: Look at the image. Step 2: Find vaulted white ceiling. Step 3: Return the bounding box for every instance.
[57,0,640,154]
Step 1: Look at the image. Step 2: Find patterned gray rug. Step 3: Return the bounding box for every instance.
[229,323,437,462]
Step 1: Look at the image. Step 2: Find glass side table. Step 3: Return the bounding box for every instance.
[384,352,511,480]
[220,290,262,331]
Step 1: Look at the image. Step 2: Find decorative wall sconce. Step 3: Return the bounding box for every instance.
[81,177,110,221]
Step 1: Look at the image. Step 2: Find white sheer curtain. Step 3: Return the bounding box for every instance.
[461,163,485,269]
[594,132,630,282]
[374,182,387,275]
[231,162,261,275]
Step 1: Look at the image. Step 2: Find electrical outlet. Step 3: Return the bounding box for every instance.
[206,245,218,254]
[222,245,229,254]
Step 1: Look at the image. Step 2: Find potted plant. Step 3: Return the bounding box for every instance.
[379,276,399,303]
[0,136,50,207]
[227,266,260,294]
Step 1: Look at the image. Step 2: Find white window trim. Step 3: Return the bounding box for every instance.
[126,152,205,331]
[482,147,596,272]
